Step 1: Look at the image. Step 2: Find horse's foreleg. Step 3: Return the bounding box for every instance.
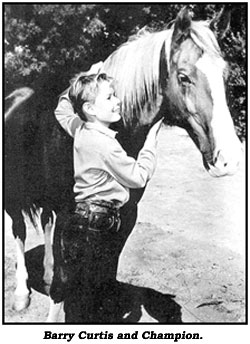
[14,237,30,310]
[9,210,31,311]
[46,298,64,322]
[41,208,55,294]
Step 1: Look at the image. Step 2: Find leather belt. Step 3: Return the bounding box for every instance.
[75,200,121,232]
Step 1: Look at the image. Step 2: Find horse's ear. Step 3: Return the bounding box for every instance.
[171,7,192,48]
[209,6,231,40]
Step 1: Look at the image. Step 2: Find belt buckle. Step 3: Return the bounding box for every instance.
[88,212,121,233]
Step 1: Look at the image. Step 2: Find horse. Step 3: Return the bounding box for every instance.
[4,7,242,322]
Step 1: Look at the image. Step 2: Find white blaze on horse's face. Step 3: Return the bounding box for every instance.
[196,53,243,177]
[167,8,243,177]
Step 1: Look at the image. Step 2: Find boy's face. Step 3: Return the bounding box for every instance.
[91,80,121,126]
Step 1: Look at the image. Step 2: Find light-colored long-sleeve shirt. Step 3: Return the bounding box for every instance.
[55,94,158,206]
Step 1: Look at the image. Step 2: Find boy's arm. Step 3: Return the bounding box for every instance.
[104,144,156,189]
[104,120,163,188]
[55,91,83,137]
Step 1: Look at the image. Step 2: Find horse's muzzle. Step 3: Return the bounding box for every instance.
[205,147,243,177]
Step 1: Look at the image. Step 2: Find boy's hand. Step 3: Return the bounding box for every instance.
[147,118,164,139]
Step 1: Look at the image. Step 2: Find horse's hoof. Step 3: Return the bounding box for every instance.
[13,294,31,311]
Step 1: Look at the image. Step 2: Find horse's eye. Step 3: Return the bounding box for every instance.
[178,73,191,85]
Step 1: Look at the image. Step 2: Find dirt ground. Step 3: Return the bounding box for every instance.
[4,126,246,323]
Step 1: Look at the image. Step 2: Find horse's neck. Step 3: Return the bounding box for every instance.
[105,28,172,126]
[111,120,148,158]
[106,29,175,156]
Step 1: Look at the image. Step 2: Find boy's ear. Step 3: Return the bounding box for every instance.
[82,102,95,117]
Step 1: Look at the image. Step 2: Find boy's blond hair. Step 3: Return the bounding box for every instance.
[68,73,112,121]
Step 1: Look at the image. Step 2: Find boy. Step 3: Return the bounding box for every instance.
[50,64,162,322]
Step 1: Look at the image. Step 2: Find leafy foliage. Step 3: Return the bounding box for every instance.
[4,4,246,138]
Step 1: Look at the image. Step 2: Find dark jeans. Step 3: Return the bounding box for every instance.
[50,202,137,322]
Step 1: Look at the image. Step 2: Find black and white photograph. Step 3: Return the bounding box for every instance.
[2,0,247,341]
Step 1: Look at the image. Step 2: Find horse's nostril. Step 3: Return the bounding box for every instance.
[213,150,222,166]
[224,162,228,167]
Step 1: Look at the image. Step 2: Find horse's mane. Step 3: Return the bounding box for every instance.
[103,19,223,126]
[103,29,170,125]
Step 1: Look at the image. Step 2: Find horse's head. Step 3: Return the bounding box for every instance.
[165,8,243,177]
